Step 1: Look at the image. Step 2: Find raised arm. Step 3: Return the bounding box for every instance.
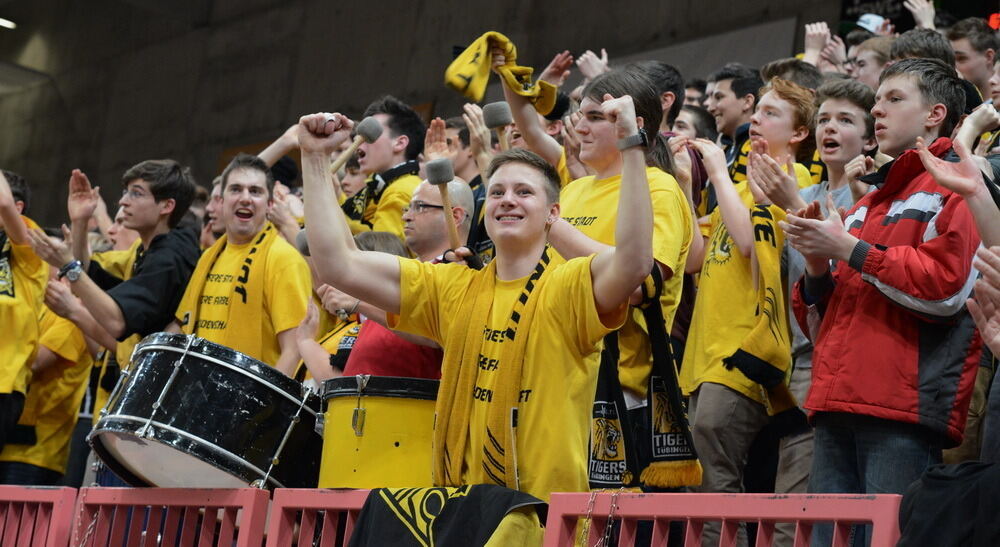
[66,169,100,268]
[690,138,755,257]
[258,125,300,168]
[0,170,27,244]
[589,95,654,313]
[298,113,403,314]
[491,46,563,167]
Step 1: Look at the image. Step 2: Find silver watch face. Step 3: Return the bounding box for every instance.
[66,267,82,282]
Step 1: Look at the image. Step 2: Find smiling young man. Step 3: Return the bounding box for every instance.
[780,58,981,542]
[703,63,763,214]
[168,153,311,376]
[297,92,651,502]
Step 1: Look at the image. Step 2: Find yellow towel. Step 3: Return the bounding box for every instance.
[175,223,280,359]
[444,31,558,116]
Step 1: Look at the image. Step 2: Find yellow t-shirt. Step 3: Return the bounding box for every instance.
[0,309,94,472]
[0,217,48,395]
[557,166,692,397]
[389,256,627,502]
[680,182,784,404]
[184,237,312,366]
[89,241,143,426]
[371,173,422,243]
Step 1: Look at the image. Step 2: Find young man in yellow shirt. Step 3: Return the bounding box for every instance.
[680,77,816,546]
[546,67,697,489]
[0,170,48,453]
[168,154,312,375]
[341,96,426,242]
[296,91,652,503]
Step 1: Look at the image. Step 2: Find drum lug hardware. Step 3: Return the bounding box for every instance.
[137,335,195,438]
[256,384,312,490]
[353,374,370,437]
[352,408,366,437]
[315,412,325,436]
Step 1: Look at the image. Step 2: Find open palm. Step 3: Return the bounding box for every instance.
[67,169,99,222]
[916,137,983,198]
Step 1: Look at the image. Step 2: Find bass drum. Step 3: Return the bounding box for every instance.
[90,333,321,489]
[320,375,438,488]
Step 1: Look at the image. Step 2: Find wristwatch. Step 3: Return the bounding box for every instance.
[58,260,83,282]
[617,128,649,151]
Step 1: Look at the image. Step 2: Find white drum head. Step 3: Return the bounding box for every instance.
[97,431,249,488]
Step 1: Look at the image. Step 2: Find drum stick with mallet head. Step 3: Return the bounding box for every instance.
[295,229,310,257]
[426,158,482,269]
[329,116,383,175]
[483,101,513,151]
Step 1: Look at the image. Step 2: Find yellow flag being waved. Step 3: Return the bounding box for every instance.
[444,31,558,116]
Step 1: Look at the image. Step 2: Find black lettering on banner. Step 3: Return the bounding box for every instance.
[751,205,777,247]
[214,296,229,305]
[482,327,506,343]
[472,386,493,402]
[477,354,499,371]
[564,216,598,227]
[200,295,212,304]
[238,264,250,284]
[518,389,532,403]
[196,319,227,330]
[234,286,247,304]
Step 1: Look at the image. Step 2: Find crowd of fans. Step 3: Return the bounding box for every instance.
[1,2,1000,544]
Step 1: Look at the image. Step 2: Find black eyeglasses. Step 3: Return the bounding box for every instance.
[402,201,446,215]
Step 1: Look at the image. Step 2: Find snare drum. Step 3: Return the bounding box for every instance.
[89,333,322,489]
[319,375,437,488]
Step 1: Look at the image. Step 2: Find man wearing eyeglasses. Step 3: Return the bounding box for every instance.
[402,180,475,262]
[328,179,474,379]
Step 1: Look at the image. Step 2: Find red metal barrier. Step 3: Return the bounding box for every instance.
[0,485,77,547]
[265,488,370,547]
[70,487,268,547]
[543,492,902,547]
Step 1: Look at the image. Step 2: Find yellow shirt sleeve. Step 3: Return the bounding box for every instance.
[388,258,476,343]
[648,173,692,277]
[39,313,88,365]
[264,242,313,335]
[794,162,814,189]
[542,256,628,354]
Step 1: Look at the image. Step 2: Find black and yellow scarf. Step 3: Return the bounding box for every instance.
[434,248,551,490]
[590,267,702,490]
[175,223,280,359]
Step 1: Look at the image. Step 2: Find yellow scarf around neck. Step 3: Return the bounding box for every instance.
[176,223,279,361]
[434,248,551,490]
[444,31,557,116]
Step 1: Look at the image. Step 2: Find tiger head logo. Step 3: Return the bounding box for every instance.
[653,392,682,434]
[591,418,623,461]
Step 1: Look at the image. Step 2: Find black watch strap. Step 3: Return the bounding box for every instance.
[617,128,649,151]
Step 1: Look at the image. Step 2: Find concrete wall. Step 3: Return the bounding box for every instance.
[0,0,840,225]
